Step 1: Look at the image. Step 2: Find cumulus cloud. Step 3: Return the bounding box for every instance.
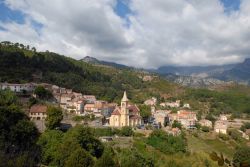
[1,0,250,68]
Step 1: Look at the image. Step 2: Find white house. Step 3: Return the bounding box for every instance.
[0,83,35,93]
[214,120,228,134]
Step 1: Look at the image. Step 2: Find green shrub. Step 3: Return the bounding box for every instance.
[201,126,210,132]
[218,133,229,141]
[147,130,186,154]
[120,126,134,136]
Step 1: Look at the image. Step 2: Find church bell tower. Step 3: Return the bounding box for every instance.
[120,91,129,126]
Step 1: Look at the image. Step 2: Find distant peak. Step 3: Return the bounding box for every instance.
[81,56,100,63]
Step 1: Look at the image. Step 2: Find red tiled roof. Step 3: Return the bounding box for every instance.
[111,108,121,115]
[128,105,139,113]
[30,104,47,113]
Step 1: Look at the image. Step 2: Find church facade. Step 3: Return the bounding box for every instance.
[109,91,142,127]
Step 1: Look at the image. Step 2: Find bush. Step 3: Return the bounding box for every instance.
[34,86,53,99]
[201,126,210,132]
[233,147,250,167]
[240,122,250,132]
[147,130,186,154]
[218,133,229,141]
[120,126,134,136]
[172,120,182,129]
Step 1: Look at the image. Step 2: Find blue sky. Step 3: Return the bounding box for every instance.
[0,0,241,25]
[0,1,25,24]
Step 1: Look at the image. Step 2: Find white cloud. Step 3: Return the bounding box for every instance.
[1,0,250,68]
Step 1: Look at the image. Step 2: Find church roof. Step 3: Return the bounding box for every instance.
[111,107,121,115]
[128,105,140,113]
[121,91,129,102]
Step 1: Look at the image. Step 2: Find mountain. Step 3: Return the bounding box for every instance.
[153,64,237,78]
[163,73,234,89]
[0,42,181,103]
[215,58,250,84]
[80,56,131,69]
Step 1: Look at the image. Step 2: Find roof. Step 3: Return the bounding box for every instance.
[111,107,121,115]
[121,91,129,102]
[83,95,96,99]
[30,104,47,113]
[128,105,140,113]
[84,104,95,108]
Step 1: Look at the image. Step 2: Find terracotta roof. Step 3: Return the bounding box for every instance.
[30,105,47,113]
[111,108,121,115]
[128,105,140,113]
[84,104,95,108]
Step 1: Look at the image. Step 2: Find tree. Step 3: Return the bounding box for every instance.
[120,126,134,136]
[139,105,151,123]
[94,147,117,167]
[34,86,52,100]
[172,120,182,129]
[0,95,40,166]
[63,126,104,158]
[233,147,250,167]
[240,122,250,132]
[0,89,17,106]
[65,147,94,167]
[201,126,210,132]
[37,130,64,165]
[45,106,63,130]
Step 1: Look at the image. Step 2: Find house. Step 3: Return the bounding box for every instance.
[168,110,197,129]
[153,111,168,127]
[29,104,47,120]
[160,100,180,108]
[220,115,228,121]
[60,93,75,110]
[151,106,156,114]
[109,91,142,127]
[72,98,84,115]
[143,75,153,82]
[144,97,157,106]
[0,83,35,93]
[83,95,96,104]
[238,130,249,140]
[199,119,212,128]
[214,120,228,134]
[177,110,197,129]
[183,103,190,108]
[84,104,95,112]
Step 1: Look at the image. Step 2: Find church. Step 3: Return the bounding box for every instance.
[109,91,142,127]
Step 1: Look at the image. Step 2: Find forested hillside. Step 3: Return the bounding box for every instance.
[1,42,250,117]
[0,42,180,103]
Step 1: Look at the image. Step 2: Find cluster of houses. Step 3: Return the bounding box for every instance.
[1,82,250,139]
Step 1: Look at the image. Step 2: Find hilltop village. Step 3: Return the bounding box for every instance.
[1,82,250,141]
